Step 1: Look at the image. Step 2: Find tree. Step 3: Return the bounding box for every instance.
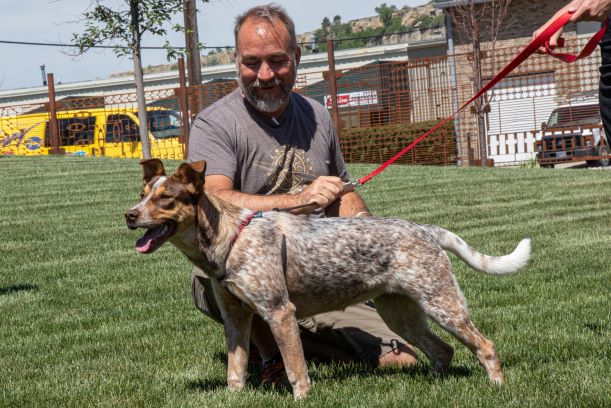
[314,15,355,51]
[375,3,398,28]
[321,17,331,32]
[447,0,514,166]
[184,0,209,115]
[72,0,184,159]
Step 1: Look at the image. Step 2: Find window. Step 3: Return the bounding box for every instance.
[547,104,601,128]
[143,110,182,139]
[45,116,96,146]
[106,114,139,143]
[340,111,361,129]
[488,71,556,89]
[369,108,390,126]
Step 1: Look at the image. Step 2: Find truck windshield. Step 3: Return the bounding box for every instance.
[142,110,182,139]
[547,104,600,128]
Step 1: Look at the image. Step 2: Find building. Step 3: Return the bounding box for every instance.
[434,0,605,164]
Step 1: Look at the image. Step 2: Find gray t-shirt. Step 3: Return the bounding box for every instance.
[188,88,349,195]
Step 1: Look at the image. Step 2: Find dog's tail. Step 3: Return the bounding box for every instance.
[426,225,531,275]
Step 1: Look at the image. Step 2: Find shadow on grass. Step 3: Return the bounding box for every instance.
[308,360,473,384]
[584,322,607,337]
[186,351,268,393]
[188,350,474,395]
[0,283,38,296]
[186,378,227,393]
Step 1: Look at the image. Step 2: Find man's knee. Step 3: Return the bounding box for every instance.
[191,274,224,324]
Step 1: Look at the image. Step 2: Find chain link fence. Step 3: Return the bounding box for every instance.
[1,35,605,166]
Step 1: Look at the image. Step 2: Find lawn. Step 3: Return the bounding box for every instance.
[0,156,609,407]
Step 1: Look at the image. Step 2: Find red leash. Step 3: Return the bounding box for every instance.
[354,11,608,186]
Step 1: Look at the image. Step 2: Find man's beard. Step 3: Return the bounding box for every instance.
[238,73,295,114]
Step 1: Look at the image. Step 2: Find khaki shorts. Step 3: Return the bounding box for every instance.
[191,272,406,363]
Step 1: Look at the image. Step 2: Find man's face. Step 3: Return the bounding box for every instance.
[235,17,301,117]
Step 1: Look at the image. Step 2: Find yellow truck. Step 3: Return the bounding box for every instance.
[0,107,185,159]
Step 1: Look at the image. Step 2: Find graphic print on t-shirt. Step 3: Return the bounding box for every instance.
[253,145,314,194]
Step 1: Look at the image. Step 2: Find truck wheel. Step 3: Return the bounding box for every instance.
[587,146,610,167]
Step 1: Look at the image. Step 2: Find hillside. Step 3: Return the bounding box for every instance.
[296,2,444,51]
[110,1,444,78]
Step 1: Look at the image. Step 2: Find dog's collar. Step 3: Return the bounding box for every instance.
[231,210,263,246]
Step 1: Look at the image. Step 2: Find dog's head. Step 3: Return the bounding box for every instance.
[124,159,205,253]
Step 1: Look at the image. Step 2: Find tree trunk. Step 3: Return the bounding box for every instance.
[184,0,202,86]
[472,16,487,167]
[183,0,204,117]
[130,0,152,159]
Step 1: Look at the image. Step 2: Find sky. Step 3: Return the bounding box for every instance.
[0,0,429,91]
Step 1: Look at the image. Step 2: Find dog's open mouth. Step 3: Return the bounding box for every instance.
[135,222,176,253]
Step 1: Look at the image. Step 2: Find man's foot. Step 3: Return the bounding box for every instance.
[378,343,419,368]
[260,353,290,388]
[248,343,262,365]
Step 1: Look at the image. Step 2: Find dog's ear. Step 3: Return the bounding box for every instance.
[140,159,166,184]
[175,160,206,193]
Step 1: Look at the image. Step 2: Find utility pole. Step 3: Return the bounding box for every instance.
[183,0,204,116]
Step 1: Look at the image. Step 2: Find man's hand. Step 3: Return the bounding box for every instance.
[298,176,344,210]
[534,0,611,52]
[569,0,611,21]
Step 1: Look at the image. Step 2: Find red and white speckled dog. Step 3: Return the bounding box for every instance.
[125,159,531,400]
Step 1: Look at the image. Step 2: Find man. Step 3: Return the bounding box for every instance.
[187,4,417,385]
[534,1,611,139]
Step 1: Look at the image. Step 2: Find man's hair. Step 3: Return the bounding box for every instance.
[234,3,297,52]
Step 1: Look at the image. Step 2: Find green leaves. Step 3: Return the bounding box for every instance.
[375,3,398,28]
[71,0,185,60]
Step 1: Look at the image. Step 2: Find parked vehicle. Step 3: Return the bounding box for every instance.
[535,101,610,167]
[0,106,184,158]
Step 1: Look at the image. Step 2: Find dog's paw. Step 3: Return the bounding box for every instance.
[227,380,246,392]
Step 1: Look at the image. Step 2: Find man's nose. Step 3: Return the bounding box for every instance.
[257,61,275,81]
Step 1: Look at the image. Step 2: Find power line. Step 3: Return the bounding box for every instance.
[0,39,233,50]
[0,25,445,50]
[317,25,445,45]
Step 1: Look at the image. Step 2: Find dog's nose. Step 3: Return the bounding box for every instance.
[125,209,140,228]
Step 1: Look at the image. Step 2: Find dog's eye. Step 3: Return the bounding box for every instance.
[159,194,173,200]
[139,190,145,198]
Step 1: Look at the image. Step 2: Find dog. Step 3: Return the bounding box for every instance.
[124,159,531,400]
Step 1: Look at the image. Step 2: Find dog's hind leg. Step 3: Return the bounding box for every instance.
[431,310,504,385]
[413,281,505,385]
[374,294,454,374]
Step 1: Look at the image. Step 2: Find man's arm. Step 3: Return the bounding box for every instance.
[334,191,371,217]
[321,188,371,218]
[205,174,346,214]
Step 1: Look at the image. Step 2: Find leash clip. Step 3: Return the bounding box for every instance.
[343,180,362,192]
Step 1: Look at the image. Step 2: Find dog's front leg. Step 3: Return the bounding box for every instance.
[211,279,253,391]
[265,301,311,400]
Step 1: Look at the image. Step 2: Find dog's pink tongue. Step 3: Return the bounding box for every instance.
[135,228,161,253]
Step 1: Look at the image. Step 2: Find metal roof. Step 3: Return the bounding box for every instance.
[0,40,447,106]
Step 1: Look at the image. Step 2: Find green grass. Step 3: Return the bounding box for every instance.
[0,156,609,407]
